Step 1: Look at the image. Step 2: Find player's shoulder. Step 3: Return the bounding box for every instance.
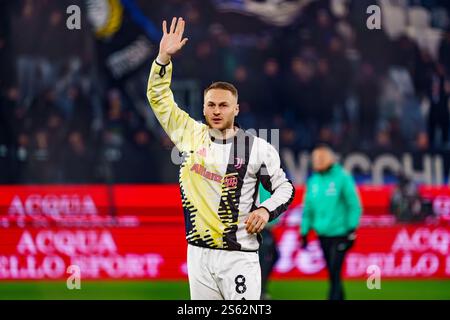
[196,120,209,131]
[191,120,209,137]
[243,131,282,168]
[331,164,355,185]
[240,129,276,150]
[183,121,210,150]
[333,163,351,177]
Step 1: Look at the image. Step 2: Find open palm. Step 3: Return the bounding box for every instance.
[159,17,188,61]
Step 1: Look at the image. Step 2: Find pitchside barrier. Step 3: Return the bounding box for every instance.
[0,185,449,280]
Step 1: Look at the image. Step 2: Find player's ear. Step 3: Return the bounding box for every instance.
[234,103,239,116]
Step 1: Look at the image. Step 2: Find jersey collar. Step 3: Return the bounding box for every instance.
[209,124,243,144]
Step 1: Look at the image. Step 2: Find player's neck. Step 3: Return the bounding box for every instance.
[209,125,238,141]
[221,126,238,139]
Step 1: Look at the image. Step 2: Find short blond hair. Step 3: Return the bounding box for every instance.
[204,82,238,99]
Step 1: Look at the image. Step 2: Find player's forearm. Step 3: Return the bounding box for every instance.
[260,180,295,221]
[146,58,201,152]
[147,59,173,108]
[146,59,181,134]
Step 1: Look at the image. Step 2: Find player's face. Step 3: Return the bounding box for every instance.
[203,89,239,131]
[312,148,334,172]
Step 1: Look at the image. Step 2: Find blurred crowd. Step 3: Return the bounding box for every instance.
[0,0,450,184]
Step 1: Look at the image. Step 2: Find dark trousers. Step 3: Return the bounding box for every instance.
[258,229,279,299]
[319,236,353,300]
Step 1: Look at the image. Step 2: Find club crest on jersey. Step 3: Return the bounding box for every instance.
[223,175,238,188]
[325,182,337,196]
[234,157,244,169]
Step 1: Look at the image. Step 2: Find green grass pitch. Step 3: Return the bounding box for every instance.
[1,279,449,300]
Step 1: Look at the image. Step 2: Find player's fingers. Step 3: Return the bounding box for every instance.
[248,218,261,234]
[174,17,182,34]
[245,212,256,226]
[245,219,253,232]
[255,219,265,233]
[176,18,185,36]
[245,213,255,232]
[249,215,261,233]
[169,17,177,33]
[162,20,167,34]
[180,38,188,48]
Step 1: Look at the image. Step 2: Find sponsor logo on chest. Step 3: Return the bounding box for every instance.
[189,163,239,188]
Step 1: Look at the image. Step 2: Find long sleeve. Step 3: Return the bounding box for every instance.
[258,143,295,222]
[343,172,362,231]
[146,60,205,152]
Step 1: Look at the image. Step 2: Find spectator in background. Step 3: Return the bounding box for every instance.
[13,132,30,183]
[300,144,362,300]
[46,110,66,151]
[0,0,18,90]
[3,0,450,185]
[311,8,337,52]
[62,131,94,183]
[0,86,19,149]
[208,24,235,81]
[315,57,336,132]
[232,65,258,129]
[131,129,161,182]
[393,35,421,78]
[400,96,427,149]
[413,50,435,98]
[25,129,59,183]
[285,56,318,148]
[355,62,380,147]
[112,128,161,183]
[28,89,56,131]
[104,88,127,142]
[256,58,284,124]
[390,170,431,222]
[157,134,180,183]
[438,29,450,74]
[427,63,450,149]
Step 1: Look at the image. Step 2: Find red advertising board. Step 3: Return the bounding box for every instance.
[0,227,186,280]
[0,185,449,280]
[1,185,449,216]
[272,208,450,279]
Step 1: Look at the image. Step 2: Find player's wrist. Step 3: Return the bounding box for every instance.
[258,206,270,219]
[156,52,171,65]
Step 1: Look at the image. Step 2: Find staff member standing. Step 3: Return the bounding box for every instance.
[300,144,362,300]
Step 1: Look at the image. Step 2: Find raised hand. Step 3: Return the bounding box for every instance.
[157,17,189,64]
